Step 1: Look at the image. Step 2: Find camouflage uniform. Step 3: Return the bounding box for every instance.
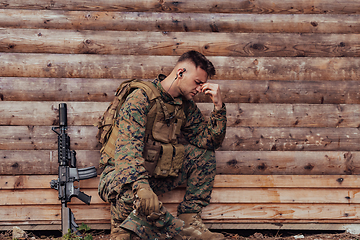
[98,75,226,238]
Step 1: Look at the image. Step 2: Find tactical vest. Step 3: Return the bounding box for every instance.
[95,78,186,178]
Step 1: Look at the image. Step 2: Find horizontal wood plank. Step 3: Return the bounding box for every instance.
[0,101,108,126]
[4,78,360,104]
[174,188,360,204]
[1,203,360,222]
[1,54,360,81]
[216,151,360,175]
[1,10,360,34]
[1,0,360,14]
[1,189,106,205]
[222,127,360,152]
[3,175,360,190]
[225,103,360,128]
[2,187,360,205]
[2,29,360,57]
[2,126,360,152]
[213,175,360,188]
[2,150,360,175]
[0,77,121,102]
[0,189,103,205]
[0,126,101,150]
[0,174,98,189]
[0,205,109,222]
[201,203,360,220]
[3,102,360,128]
[0,150,100,175]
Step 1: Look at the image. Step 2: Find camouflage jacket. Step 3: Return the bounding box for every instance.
[99,75,227,192]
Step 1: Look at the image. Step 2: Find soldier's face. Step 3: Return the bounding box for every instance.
[179,66,208,100]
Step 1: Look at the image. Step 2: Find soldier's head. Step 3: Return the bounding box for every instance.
[167,51,215,100]
[176,50,215,79]
[162,51,215,100]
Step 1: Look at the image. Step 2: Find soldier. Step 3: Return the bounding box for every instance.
[98,50,227,240]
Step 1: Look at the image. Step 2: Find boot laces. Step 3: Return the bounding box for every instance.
[188,214,209,233]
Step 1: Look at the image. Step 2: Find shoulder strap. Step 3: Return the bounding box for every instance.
[129,80,161,101]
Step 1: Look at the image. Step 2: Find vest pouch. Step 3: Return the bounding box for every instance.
[143,141,162,176]
[169,144,184,177]
[152,118,174,143]
[152,101,183,143]
[153,144,174,178]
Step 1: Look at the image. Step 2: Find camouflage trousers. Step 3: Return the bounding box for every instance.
[98,144,216,223]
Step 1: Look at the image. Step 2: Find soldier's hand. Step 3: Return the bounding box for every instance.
[135,185,160,216]
[201,83,223,110]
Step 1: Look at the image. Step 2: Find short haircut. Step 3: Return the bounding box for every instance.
[177,50,216,78]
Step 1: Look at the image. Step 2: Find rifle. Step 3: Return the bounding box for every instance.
[50,103,98,236]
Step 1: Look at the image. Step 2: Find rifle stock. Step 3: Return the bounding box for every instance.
[51,103,97,236]
[62,204,79,235]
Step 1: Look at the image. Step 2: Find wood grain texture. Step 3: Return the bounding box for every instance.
[216,151,360,175]
[1,0,360,14]
[1,10,359,33]
[3,175,360,190]
[0,150,100,175]
[222,127,360,152]
[1,203,360,222]
[1,29,360,57]
[3,102,360,128]
[3,187,360,205]
[2,126,360,152]
[4,78,360,104]
[1,54,360,80]
[2,150,360,175]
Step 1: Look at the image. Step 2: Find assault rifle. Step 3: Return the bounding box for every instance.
[50,103,97,236]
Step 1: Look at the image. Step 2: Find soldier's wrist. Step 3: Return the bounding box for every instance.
[132,179,151,193]
[214,102,226,112]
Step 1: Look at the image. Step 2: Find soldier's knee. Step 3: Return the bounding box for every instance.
[110,187,135,222]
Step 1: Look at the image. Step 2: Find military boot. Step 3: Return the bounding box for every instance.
[111,219,140,240]
[177,213,225,240]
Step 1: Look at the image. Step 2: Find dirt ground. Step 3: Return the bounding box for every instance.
[222,231,360,240]
[1,229,360,240]
[92,230,360,240]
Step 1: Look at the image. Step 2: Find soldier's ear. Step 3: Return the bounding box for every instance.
[179,68,186,77]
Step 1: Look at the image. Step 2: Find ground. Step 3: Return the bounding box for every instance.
[1,229,360,240]
[222,231,360,239]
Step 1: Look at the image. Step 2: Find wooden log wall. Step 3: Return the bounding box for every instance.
[1,0,360,232]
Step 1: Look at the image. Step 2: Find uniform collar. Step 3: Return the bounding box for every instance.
[153,74,183,105]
